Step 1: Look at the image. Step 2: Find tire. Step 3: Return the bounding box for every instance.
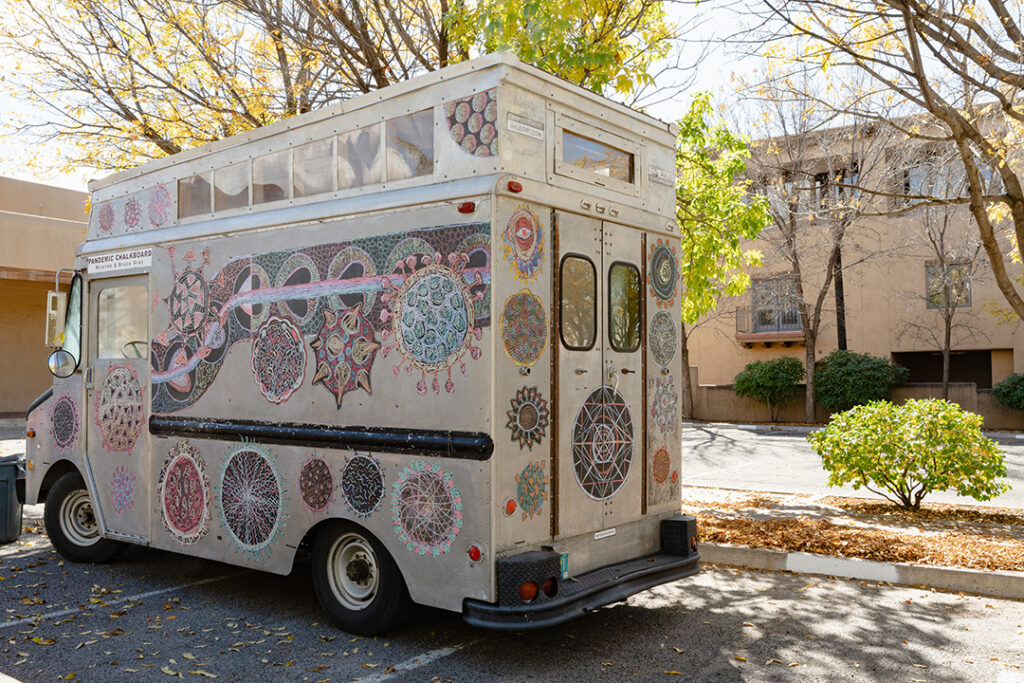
[312,521,411,635]
[44,472,124,563]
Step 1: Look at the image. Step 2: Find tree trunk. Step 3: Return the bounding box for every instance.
[679,321,695,419]
[942,316,952,400]
[833,248,847,350]
[804,337,817,424]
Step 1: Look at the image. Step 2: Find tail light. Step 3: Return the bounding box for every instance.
[542,577,557,598]
[519,581,538,602]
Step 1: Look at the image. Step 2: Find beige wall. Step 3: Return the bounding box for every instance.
[687,166,1024,427]
[0,176,87,414]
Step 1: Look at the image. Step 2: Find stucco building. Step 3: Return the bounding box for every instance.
[0,177,87,414]
[686,132,1024,428]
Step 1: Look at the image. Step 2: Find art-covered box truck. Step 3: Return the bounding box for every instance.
[22,53,699,634]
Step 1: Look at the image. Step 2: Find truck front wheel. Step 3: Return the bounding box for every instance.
[44,472,123,563]
[312,521,411,635]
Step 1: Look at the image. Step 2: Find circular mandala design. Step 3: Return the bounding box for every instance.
[299,457,333,512]
[649,311,677,368]
[123,197,142,231]
[651,376,679,435]
[111,466,137,514]
[310,307,378,408]
[169,270,209,336]
[250,315,306,404]
[159,441,209,544]
[652,447,671,485]
[50,394,79,453]
[572,386,634,501]
[220,448,282,553]
[97,203,114,233]
[148,185,171,228]
[515,460,549,520]
[394,265,474,372]
[505,386,550,450]
[648,241,678,305]
[95,366,144,452]
[502,207,544,283]
[341,455,385,518]
[500,290,547,366]
[391,463,462,556]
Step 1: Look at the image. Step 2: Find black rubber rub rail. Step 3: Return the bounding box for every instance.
[149,415,494,461]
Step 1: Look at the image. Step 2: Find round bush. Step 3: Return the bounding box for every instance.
[993,373,1024,411]
[733,356,805,422]
[807,399,1009,510]
[814,350,909,413]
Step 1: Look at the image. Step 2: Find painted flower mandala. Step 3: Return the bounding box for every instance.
[148,184,171,228]
[94,365,144,452]
[97,203,114,233]
[515,460,549,521]
[572,385,634,501]
[649,310,677,369]
[310,307,378,408]
[218,445,285,561]
[111,466,137,514]
[652,447,671,485]
[159,440,210,545]
[651,375,679,435]
[123,197,142,231]
[341,454,385,518]
[505,385,550,450]
[299,455,334,513]
[500,290,547,367]
[648,240,678,308]
[391,461,462,556]
[49,393,79,454]
[251,314,306,404]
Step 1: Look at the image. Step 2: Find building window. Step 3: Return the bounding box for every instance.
[926,262,971,308]
[752,277,801,332]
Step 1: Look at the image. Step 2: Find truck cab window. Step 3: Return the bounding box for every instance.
[62,274,83,364]
[97,285,148,359]
[560,255,596,350]
[608,262,640,352]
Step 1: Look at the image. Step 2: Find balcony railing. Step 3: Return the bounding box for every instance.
[735,306,803,336]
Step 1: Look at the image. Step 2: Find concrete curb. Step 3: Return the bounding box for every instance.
[700,542,1024,601]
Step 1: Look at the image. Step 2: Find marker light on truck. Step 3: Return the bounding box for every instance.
[457,202,476,213]
[468,545,482,562]
[519,581,538,602]
[26,430,35,439]
[507,180,523,193]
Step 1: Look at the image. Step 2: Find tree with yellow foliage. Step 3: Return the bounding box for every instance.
[0,0,676,172]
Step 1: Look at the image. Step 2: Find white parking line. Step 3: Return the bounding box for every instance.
[0,571,246,631]
[359,639,481,682]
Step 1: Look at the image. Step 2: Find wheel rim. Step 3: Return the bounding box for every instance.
[59,489,101,547]
[326,532,379,611]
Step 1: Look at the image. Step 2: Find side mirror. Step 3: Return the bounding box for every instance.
[48,349,77,379]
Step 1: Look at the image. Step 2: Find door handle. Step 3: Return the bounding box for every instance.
[619,368,635,375]
[574,368,588,375]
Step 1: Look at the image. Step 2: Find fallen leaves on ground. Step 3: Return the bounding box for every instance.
[695,513,1024,571]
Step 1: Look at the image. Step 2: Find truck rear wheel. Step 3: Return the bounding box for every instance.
[44,472,123,563]
[312,521,411,635]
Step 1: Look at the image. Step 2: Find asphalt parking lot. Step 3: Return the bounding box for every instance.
[2,505,1024,683]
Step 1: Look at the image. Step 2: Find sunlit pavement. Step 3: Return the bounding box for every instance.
[681,424,1024,509]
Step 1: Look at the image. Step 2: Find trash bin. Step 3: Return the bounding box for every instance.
[0,454,24,544]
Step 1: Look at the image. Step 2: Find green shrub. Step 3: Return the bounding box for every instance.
[733,357,805,422]
[993,373,1024,411]
[807,399,1009,510]
[814,350,909,413]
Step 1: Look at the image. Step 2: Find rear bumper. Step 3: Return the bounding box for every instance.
[462,550,700,630]
[463,514,701,630]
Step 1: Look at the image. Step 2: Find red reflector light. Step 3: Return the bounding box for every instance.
[542,577,557,597]
[519,581,538,602]
[504,498,516,516]
[457,201,476,213]
[468,545,481,562]
[507,180,523,193]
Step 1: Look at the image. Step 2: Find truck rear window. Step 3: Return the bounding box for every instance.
[560,255,596,350]
[562,131,633,183]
